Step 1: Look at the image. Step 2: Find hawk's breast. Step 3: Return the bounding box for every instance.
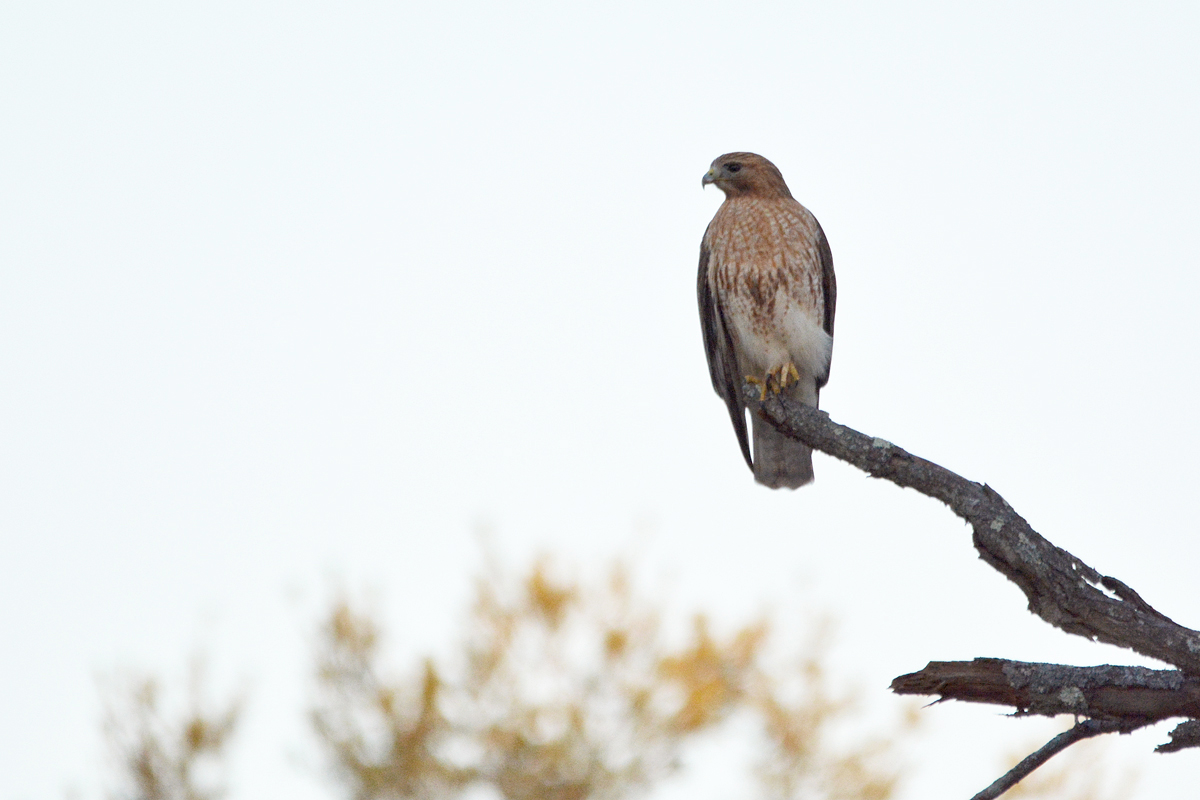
[704,198,828,376]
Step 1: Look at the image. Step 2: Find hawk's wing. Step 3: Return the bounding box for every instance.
[815,219,836,388]
[698,236,752,468]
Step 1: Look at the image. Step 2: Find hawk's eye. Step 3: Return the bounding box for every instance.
[726,163,742,173]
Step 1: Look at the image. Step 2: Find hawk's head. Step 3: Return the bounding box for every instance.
[702,152,793,199]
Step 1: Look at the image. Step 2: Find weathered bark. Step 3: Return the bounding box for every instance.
[743,387,1200,793]
[745,386,1200,675]
[892,658,1200,721]
[1158,719,1200,753]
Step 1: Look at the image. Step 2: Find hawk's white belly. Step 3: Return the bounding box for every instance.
[726,290,832,389]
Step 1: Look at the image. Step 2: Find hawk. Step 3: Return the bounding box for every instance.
[698,152,836,488]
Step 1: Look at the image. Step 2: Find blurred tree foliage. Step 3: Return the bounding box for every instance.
[99,557,1133,800]
[101,663,240,800]
[310,559,909,800]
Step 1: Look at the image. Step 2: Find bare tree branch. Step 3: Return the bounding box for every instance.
[1157,719,1200,753]
[745,385,1200,675]
[891,658,1200,721]
[744,387,1200,794]
[968,719,1135,800]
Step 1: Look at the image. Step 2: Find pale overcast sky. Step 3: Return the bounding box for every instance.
[3,2,1200,798]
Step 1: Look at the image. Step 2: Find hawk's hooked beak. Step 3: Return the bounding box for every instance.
[702,166,718,188]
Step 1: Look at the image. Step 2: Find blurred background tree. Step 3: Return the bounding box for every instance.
[100,555,1135,800]
[309,557,909,800]
[101,662,240,800]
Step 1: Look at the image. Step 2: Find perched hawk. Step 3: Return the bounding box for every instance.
[698,152,836,488]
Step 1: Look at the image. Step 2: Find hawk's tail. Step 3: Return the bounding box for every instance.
[751,414,814,489]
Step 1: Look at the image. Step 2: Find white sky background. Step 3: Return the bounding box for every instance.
[3,1,1200,798]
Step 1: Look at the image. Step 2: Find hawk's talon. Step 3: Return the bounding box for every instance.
[767,362,801,392]
[786,362,800,387]
[748,363,802,400]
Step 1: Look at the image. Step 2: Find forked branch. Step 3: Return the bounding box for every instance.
[744,386,1200,675]
[744,387,1200,794]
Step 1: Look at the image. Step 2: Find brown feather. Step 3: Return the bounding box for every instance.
[698,152,836,488]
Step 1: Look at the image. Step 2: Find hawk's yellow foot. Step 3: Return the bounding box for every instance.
[745,363,800,401]
[756,362,801,394]
[775,362,801,390]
